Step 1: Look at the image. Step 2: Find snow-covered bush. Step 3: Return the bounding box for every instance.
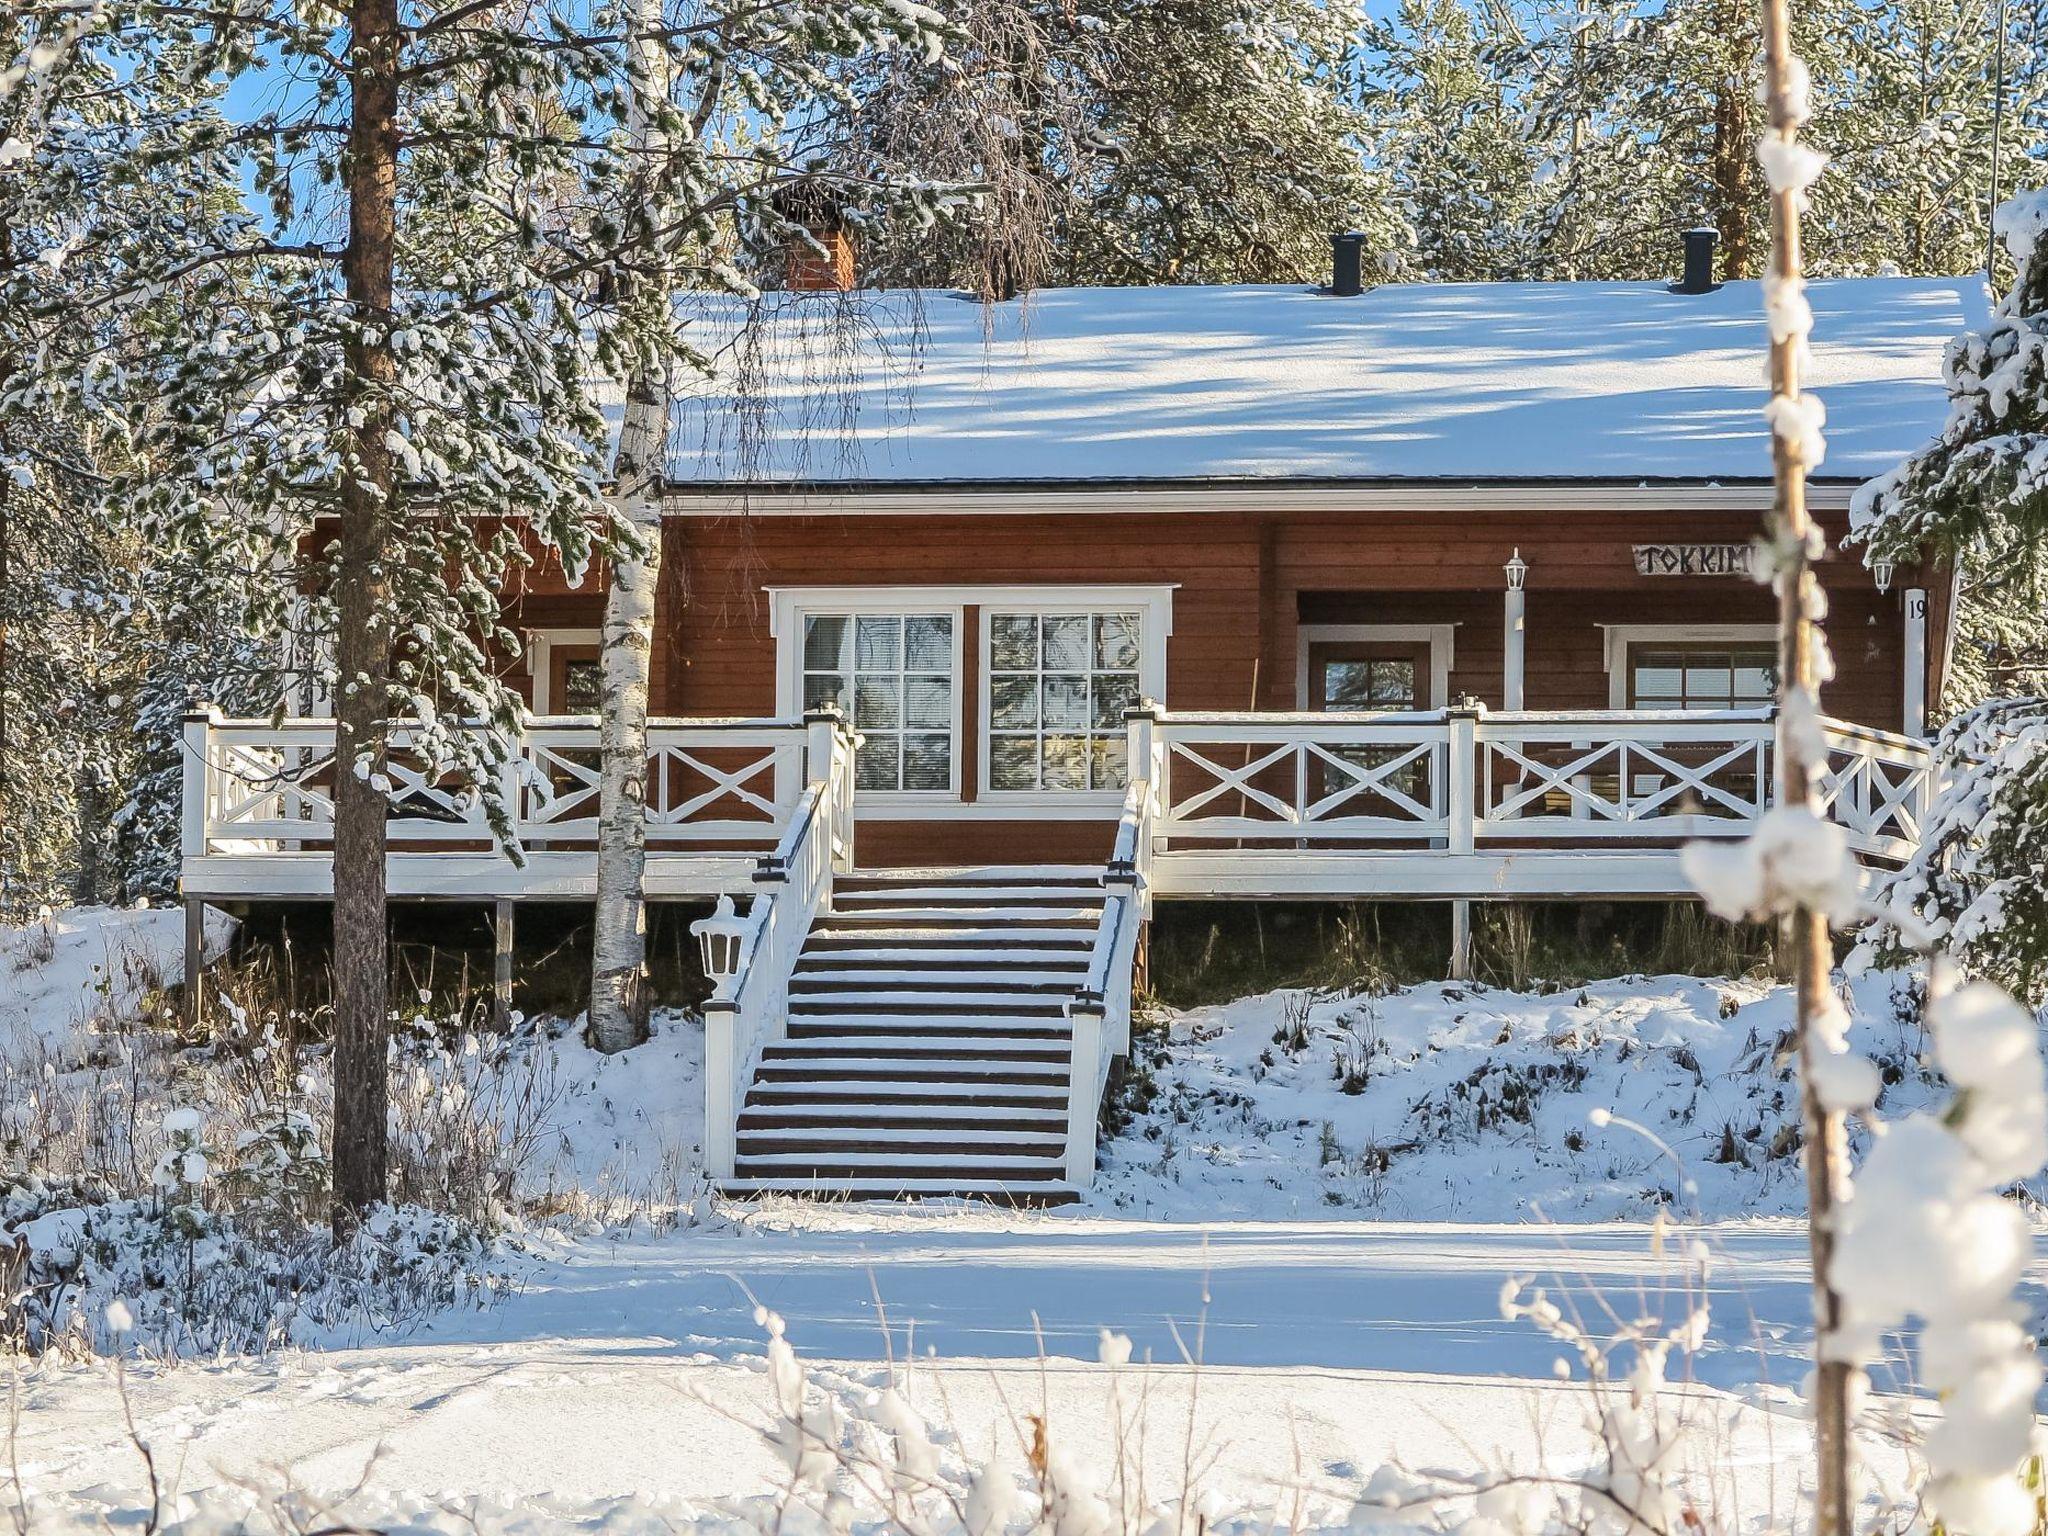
[1,1170,501,1357]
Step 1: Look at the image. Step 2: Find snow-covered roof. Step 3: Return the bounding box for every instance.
[662,276,1986,487]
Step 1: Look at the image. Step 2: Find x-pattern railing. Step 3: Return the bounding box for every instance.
[189,713,806,852]
[1156,715,1451,841]
[1150,708,1931,862]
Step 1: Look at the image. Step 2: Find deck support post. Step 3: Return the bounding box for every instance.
[183,898,207,1030]
[1448,898,1472,981]
[491,899,515,1029]
[1903,587,1927,738]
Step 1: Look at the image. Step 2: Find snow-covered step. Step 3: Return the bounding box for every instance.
[716,863,1122,1203]
[745,1082,1067,1107]
[766,1040,1070,1065]
[738,1126,1065,1152]
[732,1150,1066,1175]
[789,977,1079,997]
[817,905,1103,926]
[753,1056,1069,1081]
[741,1103,1066,1127]
[717,1176,1078,1202]
[835,865,1101,886]
[790,974,1097,999]
[788,994,1070,1015]
[805,923,1094,941]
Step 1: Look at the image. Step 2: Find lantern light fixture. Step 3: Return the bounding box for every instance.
[690,894,750,1000]
[1872,557,1896,596]
[1504,549,1529,591]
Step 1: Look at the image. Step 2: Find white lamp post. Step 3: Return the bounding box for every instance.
[690,894,750,1000]
[1503,549,1528,712]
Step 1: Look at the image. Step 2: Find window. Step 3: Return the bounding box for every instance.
[803,613,954,791]
[559,658,602,715]
[1629,644,1778,711]
[987,611,1143,792]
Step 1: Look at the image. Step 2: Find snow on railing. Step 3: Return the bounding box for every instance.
[700,711,858,1181]
[1150,706,1931,863]
[182,706,810,857]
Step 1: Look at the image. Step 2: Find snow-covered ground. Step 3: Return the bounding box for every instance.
[3,907,2038,1530]
[14,1212,1948,1516]
[0,903,229,1064]
[1091,972,1939,1222]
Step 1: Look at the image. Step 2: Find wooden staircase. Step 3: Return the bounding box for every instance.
[718,868,1107,1199]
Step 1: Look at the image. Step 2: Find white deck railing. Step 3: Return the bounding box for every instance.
[1144,706,1931,864]
[182,708,810,857]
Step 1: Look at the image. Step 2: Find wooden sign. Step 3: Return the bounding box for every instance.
[1632,543,1755,578]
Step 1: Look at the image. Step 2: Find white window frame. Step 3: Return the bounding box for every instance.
[768,584,1174,818]
[525,627,603,715]
[768,591,967,806]
[1295,624,1456,710]
[1600,624,1779,709]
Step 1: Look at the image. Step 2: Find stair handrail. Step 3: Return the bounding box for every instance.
[1060,750,1158,1187]
[698,708,857,1181]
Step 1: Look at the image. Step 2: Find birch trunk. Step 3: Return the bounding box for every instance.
[588,0,676,1053]
[1757,5,1852,1531]
[330,0,401,1231]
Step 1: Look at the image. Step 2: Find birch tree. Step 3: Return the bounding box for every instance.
[584,0,956,1052]
[588,0,679,1053]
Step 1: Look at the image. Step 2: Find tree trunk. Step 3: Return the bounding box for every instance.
[330,0,402,1234]
[1711,58,1757,277]
[588,0,676,1054]
[1758,1,1852,1530]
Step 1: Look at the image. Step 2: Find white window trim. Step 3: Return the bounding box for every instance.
[769,593,967,807]
[1599,624,1779,708]
[525,627,603,714]
[1295,624,1456,710]
[768,584,1175,819]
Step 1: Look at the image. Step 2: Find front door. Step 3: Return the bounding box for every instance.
[1306,642,1431,816]
[1307,642,1429,712]
[548,644,603,716]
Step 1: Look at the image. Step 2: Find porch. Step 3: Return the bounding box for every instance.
[181,704,1932,905]
[182,703,1931,1195]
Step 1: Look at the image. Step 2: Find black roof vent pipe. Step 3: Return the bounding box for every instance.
[1329,231,1367,297]
[1674,226,1721,294]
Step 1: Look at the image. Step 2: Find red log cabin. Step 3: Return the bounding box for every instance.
[181,234,1982,1193]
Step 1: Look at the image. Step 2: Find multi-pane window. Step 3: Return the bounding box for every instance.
[559,659,602,715]
[803,614,954,791]
[987,611,1142,791]
[1629,645,1778,711]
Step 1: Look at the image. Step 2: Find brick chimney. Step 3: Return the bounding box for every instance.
[788,224,855,292]
[777,182,856,293]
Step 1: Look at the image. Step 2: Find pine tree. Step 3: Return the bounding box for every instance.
[1,16,261,917]
[847,0,1388,294]
[1808,0,2048,277]
[1361,0,1541,281]
[1854,191,2048,999]
[17,0,659,1227]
